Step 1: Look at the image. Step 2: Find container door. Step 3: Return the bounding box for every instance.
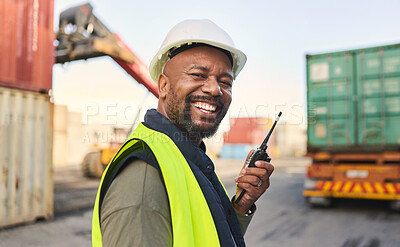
[307,52,356,149]
[356,45,400,147]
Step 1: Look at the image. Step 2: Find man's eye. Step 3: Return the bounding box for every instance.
[191,73,204,78]
[219,80,232,87]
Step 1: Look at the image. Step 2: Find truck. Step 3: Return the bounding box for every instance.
[55,3,159,177]
[303,43,400,210]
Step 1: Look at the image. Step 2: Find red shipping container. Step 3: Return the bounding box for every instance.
[0,0,54,93]
[224,117,273,144]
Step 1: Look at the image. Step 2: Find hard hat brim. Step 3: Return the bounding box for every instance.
[149,39,247,83]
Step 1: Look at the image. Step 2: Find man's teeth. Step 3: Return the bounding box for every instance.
[193,102,216,112]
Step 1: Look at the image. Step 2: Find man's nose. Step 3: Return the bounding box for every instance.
[202,77,222,96]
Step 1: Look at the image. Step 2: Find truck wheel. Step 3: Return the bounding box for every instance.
[81,152,104,178]
[306,196,332,208]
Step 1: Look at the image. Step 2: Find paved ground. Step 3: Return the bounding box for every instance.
[0,157,399,247]
[243,162,400,247]
[53,165,100,213]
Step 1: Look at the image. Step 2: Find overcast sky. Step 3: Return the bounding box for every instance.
[53,0,400,128]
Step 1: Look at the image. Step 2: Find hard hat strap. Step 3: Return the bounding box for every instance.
[168,43,233,66]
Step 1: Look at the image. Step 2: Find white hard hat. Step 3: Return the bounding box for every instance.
[149,19,247,83]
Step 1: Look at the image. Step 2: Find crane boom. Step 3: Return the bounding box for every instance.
[55,3,159,98]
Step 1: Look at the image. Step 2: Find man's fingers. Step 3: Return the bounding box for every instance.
[236,181,269,192]
[255,161,274,174]
[240,162,274,182]
[234,159,274,209]
[235,180,269,206]
[236,177,270,190]
[235,175,262,187]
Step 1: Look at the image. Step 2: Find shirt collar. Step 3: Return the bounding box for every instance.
[143,108,207,153]
[143,108,216,178]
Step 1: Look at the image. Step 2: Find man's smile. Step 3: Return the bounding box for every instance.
[192,101,217,114]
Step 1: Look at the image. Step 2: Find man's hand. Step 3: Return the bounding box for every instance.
[233,150,274,215]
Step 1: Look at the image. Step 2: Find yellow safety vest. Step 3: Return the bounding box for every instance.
[92,123,221,247]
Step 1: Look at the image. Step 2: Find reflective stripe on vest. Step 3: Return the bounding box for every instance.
[92,123,221,247]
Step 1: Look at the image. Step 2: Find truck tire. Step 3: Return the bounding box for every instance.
[389,200,400,211]
[306,196,333,208]
[81,152,105,178]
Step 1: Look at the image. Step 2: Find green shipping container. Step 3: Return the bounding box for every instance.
[307,43,400,152]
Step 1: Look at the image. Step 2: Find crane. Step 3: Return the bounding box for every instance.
[55,3,159,177]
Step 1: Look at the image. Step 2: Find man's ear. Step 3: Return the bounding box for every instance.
[158,73,170,99]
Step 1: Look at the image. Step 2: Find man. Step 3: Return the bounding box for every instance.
[92,19,274,247]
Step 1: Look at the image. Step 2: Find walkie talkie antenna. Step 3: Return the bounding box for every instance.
[260,112,282,151]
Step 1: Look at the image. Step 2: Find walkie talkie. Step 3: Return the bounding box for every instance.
[234,112,282,204]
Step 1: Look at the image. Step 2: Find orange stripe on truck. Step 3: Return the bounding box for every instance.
[314,181,400,194]
[332,181,343,192]
[395,184,400,193]
[363,182,374,193]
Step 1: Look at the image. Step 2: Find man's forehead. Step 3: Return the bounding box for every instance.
[176,46,233,67]
[163,46,233,76]
[168,43,233,66]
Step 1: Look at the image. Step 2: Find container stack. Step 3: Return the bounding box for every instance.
[0,0,54,227]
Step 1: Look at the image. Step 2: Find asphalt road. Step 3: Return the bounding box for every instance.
[0,157,399,247]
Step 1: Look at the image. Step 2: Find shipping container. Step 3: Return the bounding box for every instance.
[307,43,400,152]
[0,0,54,93]
[304,43,400,209]
[224,117,272,144]
[0,86,53,227]
[220,144,256,160]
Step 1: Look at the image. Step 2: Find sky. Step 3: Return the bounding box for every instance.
[53,0,400,129]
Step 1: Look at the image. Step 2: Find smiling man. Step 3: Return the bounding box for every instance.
[92,19,274,247]
[158,45,233,144]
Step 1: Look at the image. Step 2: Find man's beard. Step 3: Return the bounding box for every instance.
[166,89,227,141]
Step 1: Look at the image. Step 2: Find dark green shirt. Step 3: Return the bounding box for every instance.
[101,159,253,246]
